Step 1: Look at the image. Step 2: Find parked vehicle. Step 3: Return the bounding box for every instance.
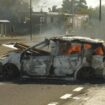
[0,35,105,80]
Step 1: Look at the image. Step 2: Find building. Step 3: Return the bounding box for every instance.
[30,12,72,35]
[0,20,10,36]
[24,12,89,35]
[73,14,89,28]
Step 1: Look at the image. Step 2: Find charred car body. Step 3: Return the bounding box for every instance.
[0,35,105,80]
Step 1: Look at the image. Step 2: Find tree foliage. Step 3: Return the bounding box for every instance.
[88,6,105,20]
[62,0,88,14]
[62,0,77,13]
[76,0,88,14]
[0,0,29,22]
[52,5,58,12]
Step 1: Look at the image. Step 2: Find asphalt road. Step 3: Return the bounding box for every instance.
[0,78,90,105]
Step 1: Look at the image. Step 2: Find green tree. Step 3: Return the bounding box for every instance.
[62,0,78,13]
[52,5,58,12]
[0,0,30,34]
[62,0,88,14]
[0,0,29,22]
[76,0,88,14]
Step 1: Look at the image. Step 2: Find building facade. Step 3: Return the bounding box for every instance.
[0,20,10,36]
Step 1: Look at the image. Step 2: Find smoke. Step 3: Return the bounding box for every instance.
[69,20,105,40]
[32,0,62,12]
[70,19,105,40]
[40,24,65,36]
[69,7,105,40]
[22,0,41,10]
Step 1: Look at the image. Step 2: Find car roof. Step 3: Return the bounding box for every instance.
[51,35,105,44]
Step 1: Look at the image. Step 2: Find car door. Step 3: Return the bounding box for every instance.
[53,42,82,76]
[21,44,51,76]
[23,55,51,76]
[91,45,105,77]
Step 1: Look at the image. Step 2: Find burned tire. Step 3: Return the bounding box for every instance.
[77,67,95,80]
[2,63,20,80]
[0,63,3,75]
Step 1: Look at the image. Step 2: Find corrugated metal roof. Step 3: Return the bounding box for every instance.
[0,20,10,23]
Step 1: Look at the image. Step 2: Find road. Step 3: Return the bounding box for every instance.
[0,79,90,105]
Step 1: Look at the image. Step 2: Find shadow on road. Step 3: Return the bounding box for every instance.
[1,77,105,85]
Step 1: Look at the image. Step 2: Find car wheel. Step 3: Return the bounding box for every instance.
[2,63,20,80]
[0,62,3,75]
[77,67,95,81]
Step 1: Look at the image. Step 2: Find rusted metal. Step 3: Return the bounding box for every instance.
[0,36,105,80]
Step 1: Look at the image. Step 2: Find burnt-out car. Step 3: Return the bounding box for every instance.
[0,35,105,80]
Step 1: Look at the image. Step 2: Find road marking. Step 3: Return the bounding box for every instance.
[48,102,59,105]
[48,86,85,105]
[73,87,84,92]
[60,94,72,99]
[83,97,89,100]
[72,96,80,100]
[0,82,5,85]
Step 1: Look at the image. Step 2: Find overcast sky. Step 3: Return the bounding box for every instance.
[33,0,105,12]
[87,0,105,7]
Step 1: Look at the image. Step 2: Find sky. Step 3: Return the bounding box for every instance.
[87,0,105,8]
[33,0,62,11]
[33,0,105,12]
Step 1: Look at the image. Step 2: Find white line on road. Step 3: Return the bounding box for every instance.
[83,97,89,100]
[60,94,72,99]
[48,102,59,105]
[0,82,5,85]
[73,87,84,92]
[72,96,81,100]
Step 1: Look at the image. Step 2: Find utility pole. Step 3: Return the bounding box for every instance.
[71,0,74,29]
[68,0,74,34]
[30,0,32,40]
[99,0,102,21]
